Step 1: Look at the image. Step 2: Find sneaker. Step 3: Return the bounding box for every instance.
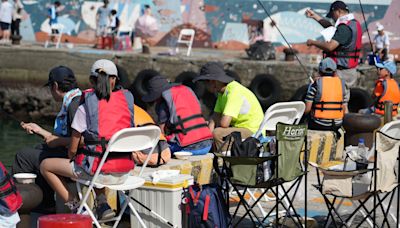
[96,203,115,220]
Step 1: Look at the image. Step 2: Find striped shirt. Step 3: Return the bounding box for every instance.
[305,83,343,127]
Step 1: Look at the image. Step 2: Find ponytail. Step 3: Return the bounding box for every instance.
[92,71,111,101]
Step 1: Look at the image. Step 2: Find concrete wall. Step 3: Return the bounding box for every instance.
[0,46,382,120]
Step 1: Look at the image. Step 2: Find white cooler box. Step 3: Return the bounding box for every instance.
[130,174,193,228]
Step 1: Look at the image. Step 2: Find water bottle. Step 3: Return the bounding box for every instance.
[357,138,368,169]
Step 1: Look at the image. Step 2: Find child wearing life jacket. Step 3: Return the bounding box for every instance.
[40,59,135,220]
[0,161,22,228]
[360,61,400,116]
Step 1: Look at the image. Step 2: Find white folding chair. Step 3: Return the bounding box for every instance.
[116,26,133,50]
[176,28,195,56]
[253,101,305,138]
[44,23,64,49]
[74,126,160,228]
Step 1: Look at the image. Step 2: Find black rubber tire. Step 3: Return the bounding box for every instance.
[249,74,282,109]
[348,88,373,113]
[343,113,381,132]
[225,70,241,83]
[290,84,309,101]
[132,69,159,97]
[175,71,205,98]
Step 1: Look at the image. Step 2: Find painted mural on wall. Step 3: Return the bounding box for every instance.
[16,0,400,51]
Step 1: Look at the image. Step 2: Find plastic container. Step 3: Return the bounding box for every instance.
[356,138,368,169]
[130,174,194,228]
[13,173,37,184]
[37,214,92,228]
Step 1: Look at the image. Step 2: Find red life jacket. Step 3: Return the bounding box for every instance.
[374,78,400,116]
[75,89,135,175]
[0,162,22,215]
[312,76,345,120]
[162,85,213,147]
[324,19,362,69]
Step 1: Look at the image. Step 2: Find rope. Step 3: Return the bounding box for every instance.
[256,0,313,83]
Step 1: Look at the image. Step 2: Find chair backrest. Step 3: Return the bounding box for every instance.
[379,120,400,139]
[100,126,161,177]
[254,101,305,138]
[276,123,307,182]
[117,26,133,37]
[178,29,195,43]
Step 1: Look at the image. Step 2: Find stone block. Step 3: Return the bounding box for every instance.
[306,129,344,167]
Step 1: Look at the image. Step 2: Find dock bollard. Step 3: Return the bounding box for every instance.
[38,214,92,228]
[384,100,393,124]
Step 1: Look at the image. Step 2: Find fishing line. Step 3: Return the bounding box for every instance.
[256,0,314,83]
[0,108,43,138]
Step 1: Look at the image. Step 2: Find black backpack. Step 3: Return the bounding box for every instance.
[246,41,276,61]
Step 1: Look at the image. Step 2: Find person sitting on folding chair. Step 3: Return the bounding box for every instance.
[40,59,135,220]
[359,60,400,117]
[142,75,213,155]
[304,57,347,133]
[194,62,264,151]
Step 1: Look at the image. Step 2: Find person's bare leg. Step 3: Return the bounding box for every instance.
[40,158,77,203]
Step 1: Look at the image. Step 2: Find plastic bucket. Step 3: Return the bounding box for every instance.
[38,214,92,228]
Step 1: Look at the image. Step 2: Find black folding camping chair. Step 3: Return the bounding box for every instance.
[214,123,308,227]
[310,127,400,228]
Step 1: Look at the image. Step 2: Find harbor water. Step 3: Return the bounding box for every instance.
[0,116,44,170]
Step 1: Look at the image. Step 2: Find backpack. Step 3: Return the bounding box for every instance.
[221,132,266,185]
[183,184,231,228]
[0,162,22,216]
[246,41,276,61]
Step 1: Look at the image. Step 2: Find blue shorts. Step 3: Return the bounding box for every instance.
[0,22,10,30]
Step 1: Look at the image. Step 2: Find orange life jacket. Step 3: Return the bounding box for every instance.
[312,77,345,119]
[374,78,400,116]
[134,105,166,141]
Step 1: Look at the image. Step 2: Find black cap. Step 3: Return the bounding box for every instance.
[193,62,234,84]
[326,1,349,18]
[142,75,178,102]
[44,66,76,87]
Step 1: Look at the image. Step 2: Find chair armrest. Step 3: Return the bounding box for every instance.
[215,152,279,165]
[318,168,375,177]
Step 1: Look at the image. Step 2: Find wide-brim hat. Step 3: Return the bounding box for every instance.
[193,62,234,84]
[142,75,178,102]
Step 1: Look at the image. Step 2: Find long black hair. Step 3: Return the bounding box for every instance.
[91,70,111,101]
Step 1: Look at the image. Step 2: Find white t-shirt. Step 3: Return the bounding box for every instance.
[374,33,390,50]
[71,105,87,133]
[0,1,13,24]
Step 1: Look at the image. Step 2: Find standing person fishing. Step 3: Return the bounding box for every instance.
[306,1,362,104]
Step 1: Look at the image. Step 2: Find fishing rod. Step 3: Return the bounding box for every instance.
[358,0,375,62]
[256,0,314,83]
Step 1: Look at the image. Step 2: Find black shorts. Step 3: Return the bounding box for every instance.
[0,22,10,30]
